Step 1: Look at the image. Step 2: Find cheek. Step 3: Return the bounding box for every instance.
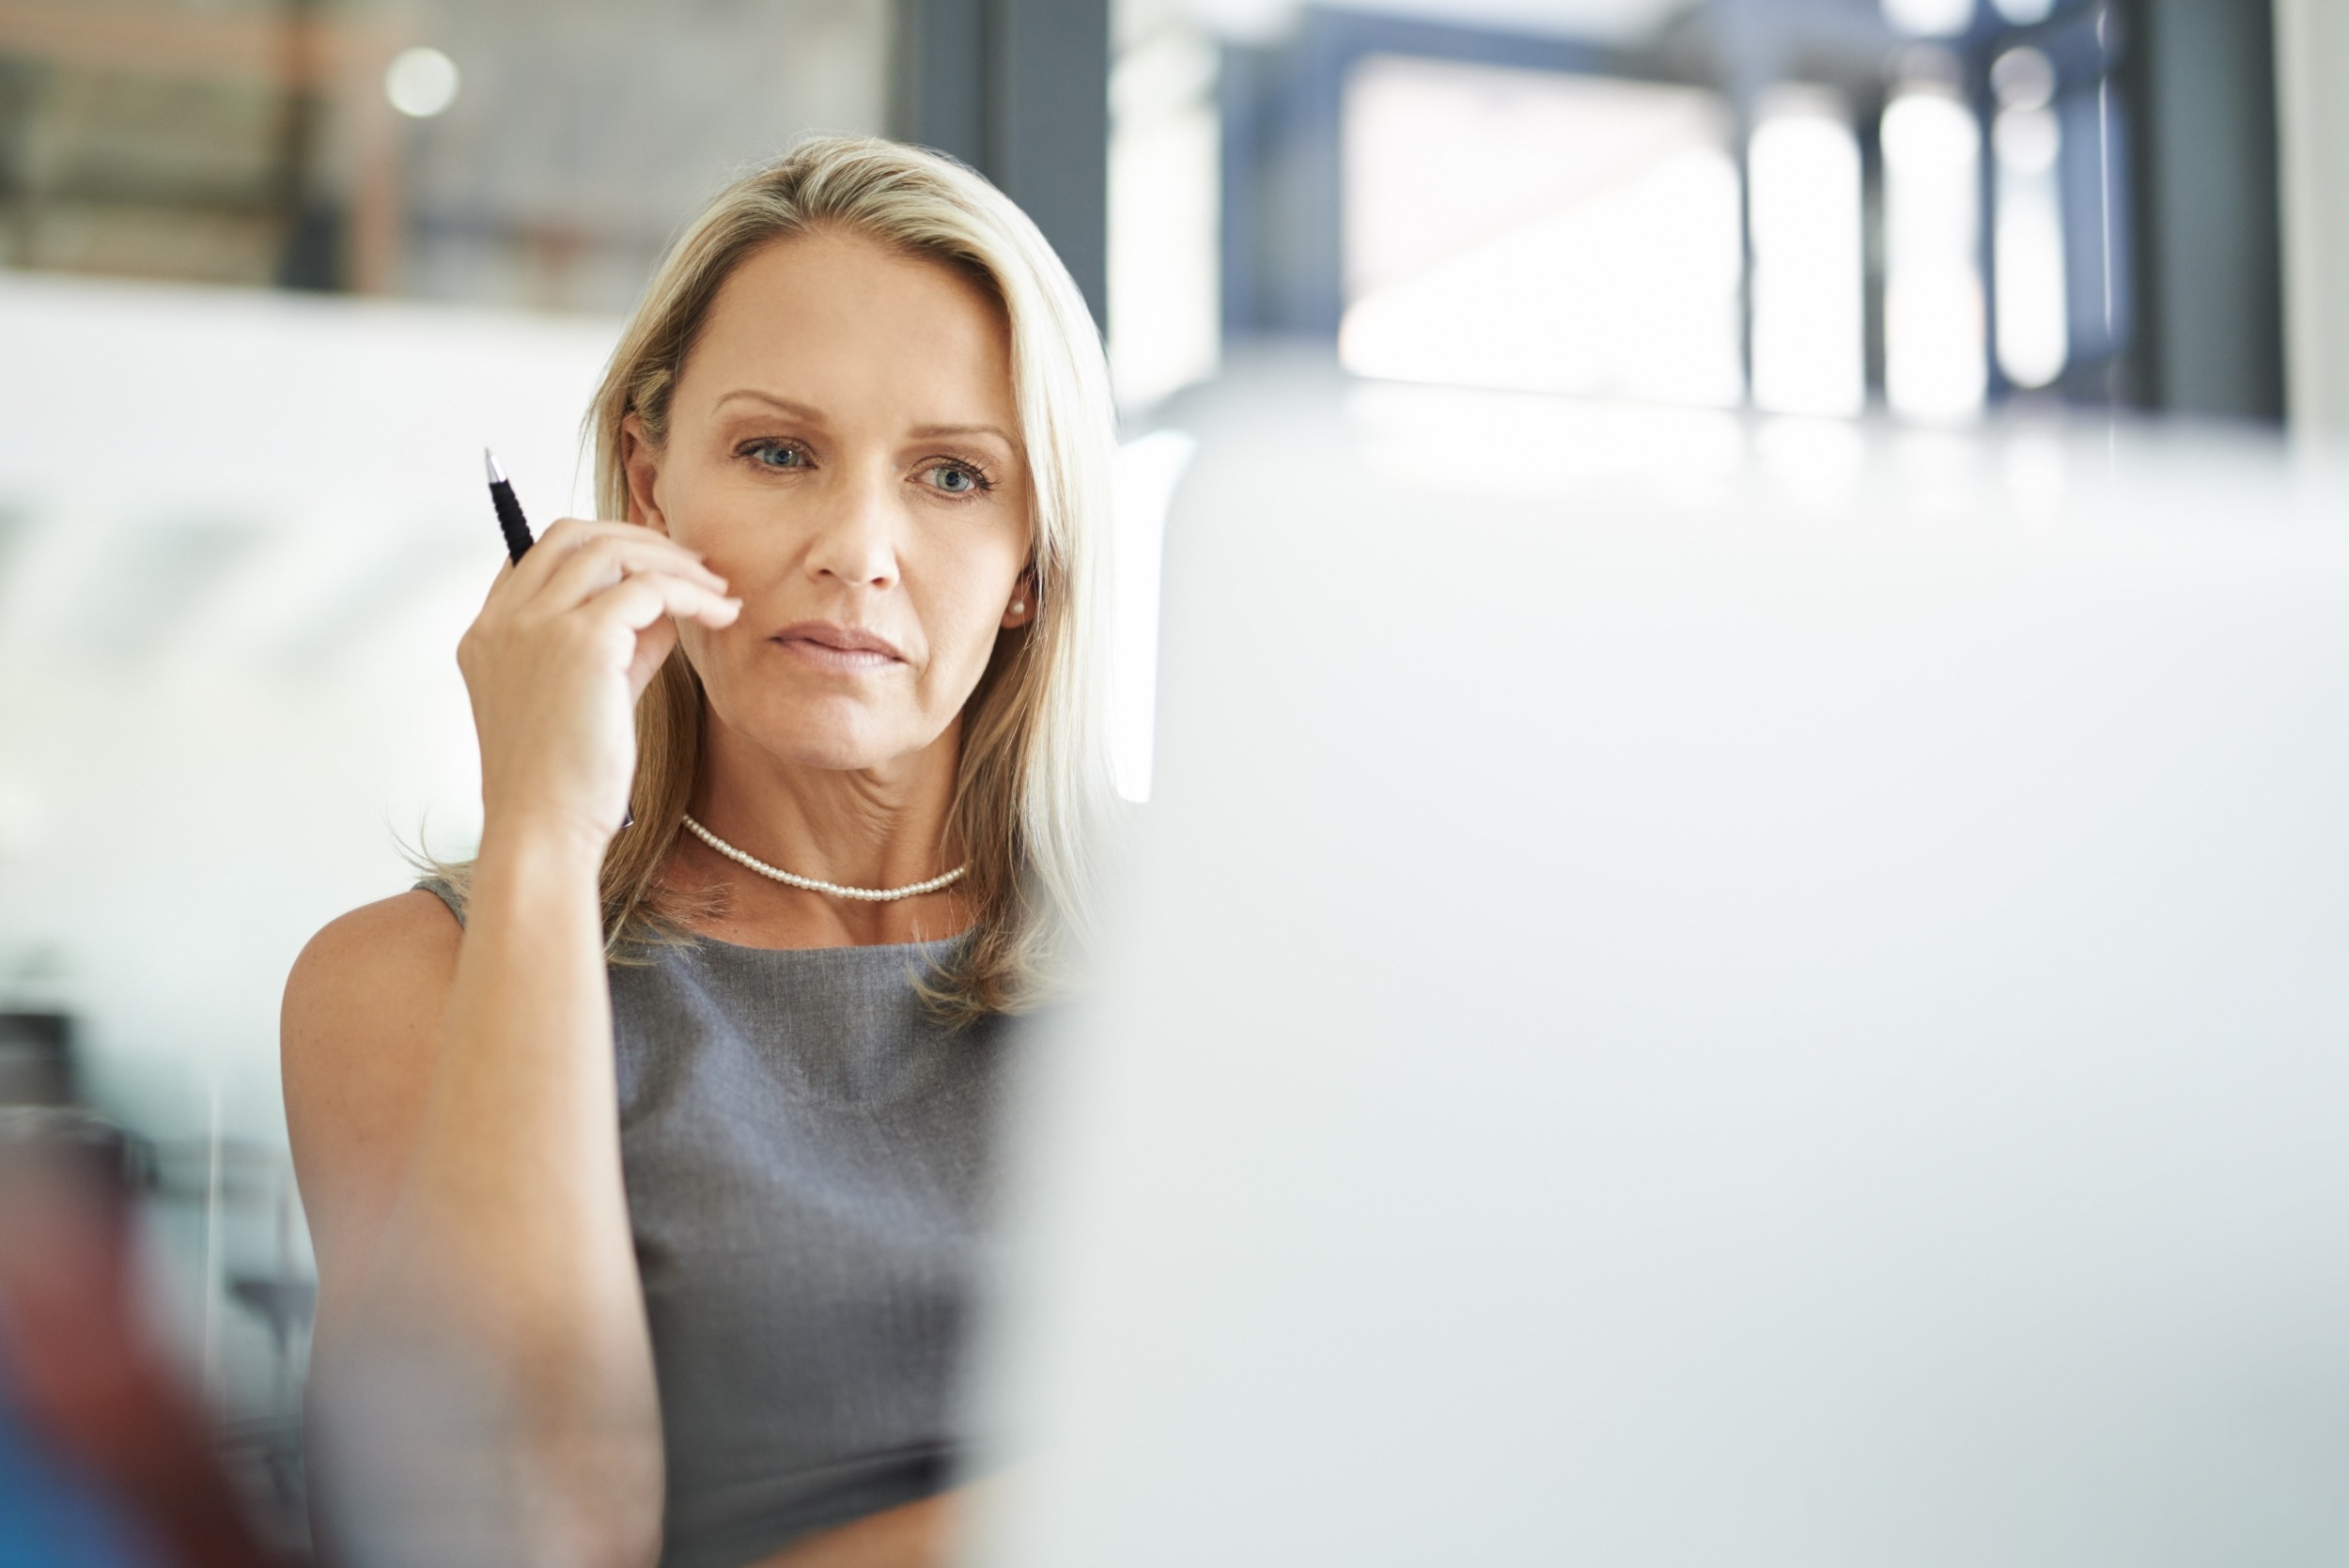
[655,470,744,554]
[921,583,1011,683]
[665,484,793,608]
[914,540,1026,685]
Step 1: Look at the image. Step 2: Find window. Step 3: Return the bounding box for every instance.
[1338,55,1742,409]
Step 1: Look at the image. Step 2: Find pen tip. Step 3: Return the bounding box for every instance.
[484,447,506,485]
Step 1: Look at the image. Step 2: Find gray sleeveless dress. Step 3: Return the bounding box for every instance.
[418,881,1015,1568]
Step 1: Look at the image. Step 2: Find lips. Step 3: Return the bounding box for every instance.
[769,620,907,670]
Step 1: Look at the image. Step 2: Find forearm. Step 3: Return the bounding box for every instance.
[334,823,661,1562]
[404,822,635,1322]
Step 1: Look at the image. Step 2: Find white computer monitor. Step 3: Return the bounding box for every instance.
[963,365,2349,1568]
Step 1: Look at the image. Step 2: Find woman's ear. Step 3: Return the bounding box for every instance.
[620,413,668,534]
[1001,569,1038,629]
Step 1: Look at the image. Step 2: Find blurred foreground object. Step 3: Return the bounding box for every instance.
[0,1012,74,1106]
[0,1114,281,1567]
[969,361,2349,1566]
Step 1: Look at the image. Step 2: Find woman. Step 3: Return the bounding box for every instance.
[281,137,1116,1568]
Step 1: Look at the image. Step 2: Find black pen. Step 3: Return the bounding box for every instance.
[486,448,534,562]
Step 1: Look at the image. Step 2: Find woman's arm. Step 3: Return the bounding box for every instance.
[286,848,655,1566]
[284,520,738,1568]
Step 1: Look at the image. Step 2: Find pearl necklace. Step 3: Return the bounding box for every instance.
[679,814,970,903]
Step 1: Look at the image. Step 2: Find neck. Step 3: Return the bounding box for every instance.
[676,711,970,949]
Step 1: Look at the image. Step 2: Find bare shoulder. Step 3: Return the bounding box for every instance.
[288,884,459,994]
[283,889,461,1073]
[282,891,463,1287]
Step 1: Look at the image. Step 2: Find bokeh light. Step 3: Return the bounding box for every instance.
[384,47,461,120]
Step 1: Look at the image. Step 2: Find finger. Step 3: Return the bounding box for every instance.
[509,519,724,598]
[535,520,727,591]
[626,614,681,695]
[478,518,598,608]
[580,571,743,636]
[535,536,731,613]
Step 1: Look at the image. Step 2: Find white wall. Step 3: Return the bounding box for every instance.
[0,272,619,1147]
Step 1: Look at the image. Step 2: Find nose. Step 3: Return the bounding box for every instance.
[804,459,901,592]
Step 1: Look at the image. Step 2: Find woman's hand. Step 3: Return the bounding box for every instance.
[458,519,739,850]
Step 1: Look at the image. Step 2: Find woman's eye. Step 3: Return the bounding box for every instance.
[744,441,805,470]
[925,463,986,496]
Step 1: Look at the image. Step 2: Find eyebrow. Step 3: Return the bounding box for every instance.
[909,422,1017,446]
[714,390,827,421]
[712,390,1015,447]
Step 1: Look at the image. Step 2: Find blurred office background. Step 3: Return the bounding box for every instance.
[2,0,2347,1555]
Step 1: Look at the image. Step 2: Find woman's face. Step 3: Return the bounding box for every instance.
[625,229,1033,775]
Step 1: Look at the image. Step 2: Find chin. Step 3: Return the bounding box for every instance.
[724,691,928,773]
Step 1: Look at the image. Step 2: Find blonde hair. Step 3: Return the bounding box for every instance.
[444,137,1118,1021]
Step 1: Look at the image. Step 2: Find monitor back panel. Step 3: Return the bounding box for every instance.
[967,376,2349,1568]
